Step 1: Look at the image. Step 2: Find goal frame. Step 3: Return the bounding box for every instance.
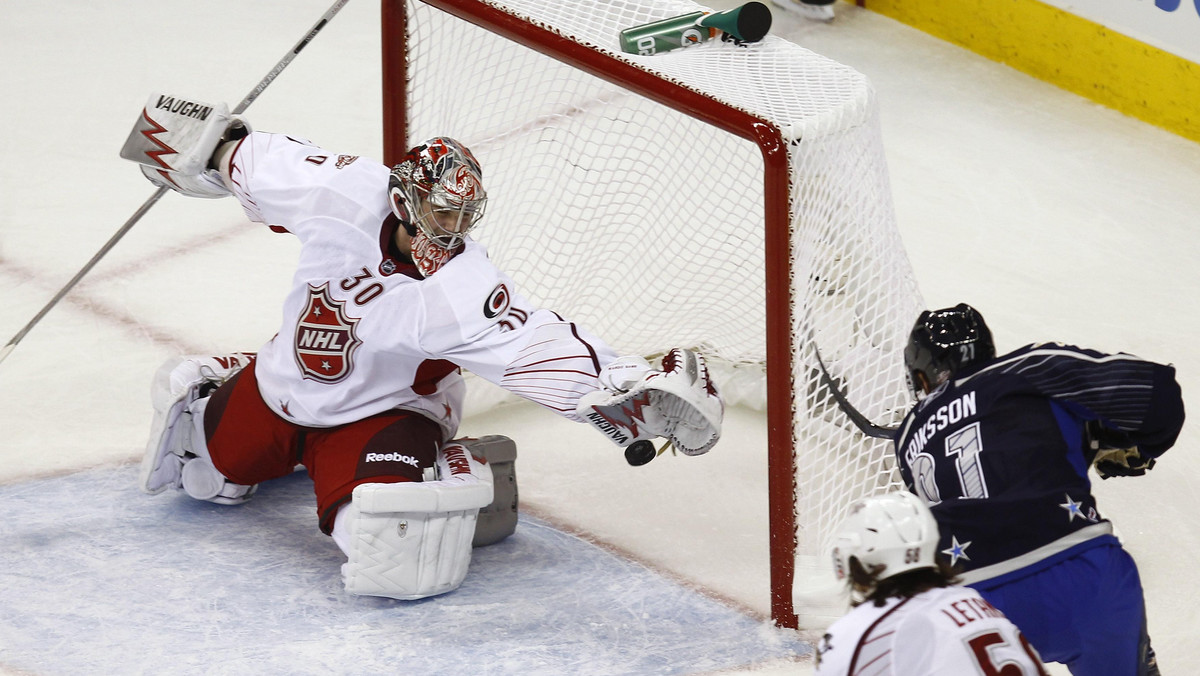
[381,0,801,628]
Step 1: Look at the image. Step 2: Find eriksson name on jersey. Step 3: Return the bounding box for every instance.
[155,95,214,121]
[903,391,977,463]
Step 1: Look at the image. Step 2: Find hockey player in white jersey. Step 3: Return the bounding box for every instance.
[122,93,723,601]
[815,492,1047,675]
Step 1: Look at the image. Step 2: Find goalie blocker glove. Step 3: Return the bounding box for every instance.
[577,348,724,456]
[120,92,250,198]
[139,164,230,199]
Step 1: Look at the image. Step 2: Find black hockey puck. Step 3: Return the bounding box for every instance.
[624,440,657,466]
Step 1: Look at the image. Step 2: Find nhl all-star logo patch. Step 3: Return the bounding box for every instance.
[294,283,361,383]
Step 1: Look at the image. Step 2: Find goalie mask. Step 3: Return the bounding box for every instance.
[831,492,939,592]
[388,138,487,276]
[903,303,995,398]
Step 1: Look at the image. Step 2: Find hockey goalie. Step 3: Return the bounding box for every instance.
[123,92,724,600]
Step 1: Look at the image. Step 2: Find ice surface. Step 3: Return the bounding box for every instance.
[0,466,807,674]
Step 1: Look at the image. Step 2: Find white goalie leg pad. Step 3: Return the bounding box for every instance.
[140,353,255,495]
[334,444,493,600]
[577,348,724,455]
[176,400,257,506]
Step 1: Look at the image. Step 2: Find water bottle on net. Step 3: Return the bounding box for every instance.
[618,2,773,56]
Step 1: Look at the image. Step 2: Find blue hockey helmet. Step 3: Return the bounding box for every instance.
[904,303,995,398]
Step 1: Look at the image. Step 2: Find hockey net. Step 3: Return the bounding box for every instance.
[382,0,924,628]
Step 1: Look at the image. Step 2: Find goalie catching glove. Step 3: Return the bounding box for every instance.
[577,348,723,456]
[120,92,249,198]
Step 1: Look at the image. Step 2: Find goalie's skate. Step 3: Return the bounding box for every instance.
[462,436,518,547]
[140,353,255,495]
[578,348,724,456]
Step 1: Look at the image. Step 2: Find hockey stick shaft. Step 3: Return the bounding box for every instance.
[811,345,898,440]
[0,186,168,366]
[0,0,351,367]
[234,0,351,114]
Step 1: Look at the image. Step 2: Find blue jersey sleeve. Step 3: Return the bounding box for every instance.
[958,343,1184,458]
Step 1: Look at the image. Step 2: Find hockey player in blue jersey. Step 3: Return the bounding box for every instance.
[894,303,1183,676]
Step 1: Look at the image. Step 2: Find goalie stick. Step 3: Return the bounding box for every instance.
[0,0,352,367]
[811,344,899,440]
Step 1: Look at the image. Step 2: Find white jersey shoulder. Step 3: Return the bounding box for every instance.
[226,131,390,232]
[416,239,517,344]
[815,586,1045,675]
[398,239,620,421]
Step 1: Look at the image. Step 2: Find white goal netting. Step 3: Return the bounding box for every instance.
[390,0,923,627]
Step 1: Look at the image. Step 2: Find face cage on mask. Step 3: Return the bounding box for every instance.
[406,183,486,251]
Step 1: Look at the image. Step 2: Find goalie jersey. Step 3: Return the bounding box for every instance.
[225,132,618,436]
[893,343,1184,583]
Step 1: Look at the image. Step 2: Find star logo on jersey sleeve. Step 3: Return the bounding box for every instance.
[1059,494,1091,522]
[942,535,972,566]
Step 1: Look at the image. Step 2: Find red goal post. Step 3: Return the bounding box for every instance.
[381,0,923,629]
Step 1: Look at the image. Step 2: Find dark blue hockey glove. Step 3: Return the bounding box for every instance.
[1093,447,1157,479]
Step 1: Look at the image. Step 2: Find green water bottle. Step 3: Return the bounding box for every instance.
[618,2,772,56]
[618,11,712,56]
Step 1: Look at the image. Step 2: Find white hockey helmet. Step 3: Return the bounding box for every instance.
[830,491,939,584]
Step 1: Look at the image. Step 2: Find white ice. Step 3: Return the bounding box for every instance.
[1,1,1198,674]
